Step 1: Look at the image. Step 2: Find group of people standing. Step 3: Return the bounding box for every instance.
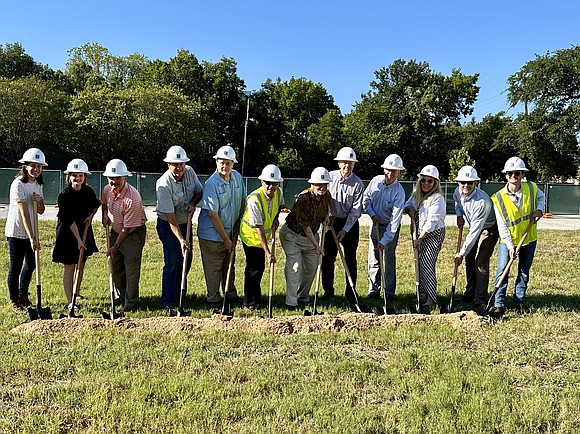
[5,146,543,318]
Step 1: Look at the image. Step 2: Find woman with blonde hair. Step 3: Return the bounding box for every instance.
[404,165,446,313]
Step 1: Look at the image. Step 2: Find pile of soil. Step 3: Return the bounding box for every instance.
[12,310,488,336]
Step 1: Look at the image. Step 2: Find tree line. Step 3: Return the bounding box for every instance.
[1,42,578,181]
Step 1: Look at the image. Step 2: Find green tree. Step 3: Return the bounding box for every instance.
[0,42,44,79]
[250,77,340,177]
[0,77,69,165]
[507,46,580,179]
[344,59,479,180]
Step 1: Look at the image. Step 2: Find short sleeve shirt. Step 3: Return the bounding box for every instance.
[156,166,203,224]
[101,182,147,234]
[5,178,42,239]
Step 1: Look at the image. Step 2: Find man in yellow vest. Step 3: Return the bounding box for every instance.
[489,157,544,317]
[239,165,284,310]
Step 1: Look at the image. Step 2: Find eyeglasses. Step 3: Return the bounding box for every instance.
[506,171,521,177]
[420,178,434,185]
[264,181,279,187]
[458,181,474,186]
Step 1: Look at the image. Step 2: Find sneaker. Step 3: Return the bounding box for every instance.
[366,292,380,300]
[11,301,22,311]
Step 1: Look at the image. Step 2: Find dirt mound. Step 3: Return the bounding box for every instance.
[12,310,488,336]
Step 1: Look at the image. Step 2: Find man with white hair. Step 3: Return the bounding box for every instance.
[453,165,498,314]
[321,147,364,304]
[198,145,246,306]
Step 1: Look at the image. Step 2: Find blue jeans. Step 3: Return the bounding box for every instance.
[7,237,35,302]
[157,219,192,308]
[494,241,536,308]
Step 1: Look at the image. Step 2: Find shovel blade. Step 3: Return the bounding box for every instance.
[378,305,396,315]
[102,311,124,320]
[212,308,234,317]
[29,306,52,321]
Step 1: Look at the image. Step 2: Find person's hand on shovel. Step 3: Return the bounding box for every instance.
[454,253,463,267]
[532,210,543,223]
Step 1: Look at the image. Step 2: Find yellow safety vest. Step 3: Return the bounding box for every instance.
[239,186,282,247]
[491,181,538,246]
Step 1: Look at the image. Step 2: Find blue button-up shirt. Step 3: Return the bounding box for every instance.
[363,175,405,245]
[197,170,246,241]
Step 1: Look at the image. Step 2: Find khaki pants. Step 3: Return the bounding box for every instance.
[280,224,319,307]
[111,225,146,308]
[199,238,238,303]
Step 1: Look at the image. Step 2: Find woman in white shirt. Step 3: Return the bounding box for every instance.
[5,148,47,310]
[404,165,446,313]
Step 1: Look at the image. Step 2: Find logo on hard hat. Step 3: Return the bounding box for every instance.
[426,168,431,173]
[112,168,116,173]
[270,172,274,177]
[74,164,79,169]
[177,153,182,158]
[35,154,40,160]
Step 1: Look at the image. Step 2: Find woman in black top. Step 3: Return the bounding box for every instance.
[52,159,100,306]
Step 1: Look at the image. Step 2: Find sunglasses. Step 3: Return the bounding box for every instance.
[506,171,522,177]
[263,181,279,187]
[458,181,474,186]
[420,178,435,185]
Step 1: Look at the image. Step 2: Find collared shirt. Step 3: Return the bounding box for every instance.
[328,169,364,233]
[285,188,331,236]
[156,165,203,225]
[101,182,147,234]
[405,193,446,233]
[197,169,246,241]
[453,186,496,256]
[246,188,284,226]
[494,182,545,249]
[5,178,43,239]
[362,175,405,245]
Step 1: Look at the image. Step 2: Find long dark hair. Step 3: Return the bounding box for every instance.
[16,164,44,185]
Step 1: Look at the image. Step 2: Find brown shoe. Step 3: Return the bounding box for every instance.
[122,305,136,312]
[11,301,22,311]
[19,295,32,308]
[488,306,506,318]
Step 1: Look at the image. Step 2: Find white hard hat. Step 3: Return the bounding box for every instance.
[381,154,405,170]
[308,167,331,184]
[163,145,190,163]
[102,159,132,177]
[258,164,284,183]
[19,148,48,166]
[455,165,480,182]
[502,157,528,173]
[213,145,238,163]
[334,147,358,162]
[64,158,91,175]
[418,165,440,181]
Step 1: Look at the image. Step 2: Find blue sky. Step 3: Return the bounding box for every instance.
[1,1,578,120]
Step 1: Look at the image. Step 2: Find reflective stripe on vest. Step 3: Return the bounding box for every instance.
[491,181,538,245]
[239,187,282,247]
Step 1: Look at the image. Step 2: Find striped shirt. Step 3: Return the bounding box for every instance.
[101,182,147,234]
[328,169,364,233]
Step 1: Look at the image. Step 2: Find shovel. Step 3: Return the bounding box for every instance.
[409,216,423,314]
[213,230,238,317]
[440,226,464,314]
[375,225,396,315]
[171,213,193,317]
[329,225,367,313]
[304,225,326,316]
[28,200,52,321]
[102,225,124,320]
[267,231,276,319]
[61,220,90,319]
[482,219,535,316]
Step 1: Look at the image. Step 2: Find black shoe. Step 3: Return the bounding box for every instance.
[226,296,243,305]
[488,306,506,318]
[512,304,525,314]
[459,293,474,304]
[366,292,380,300]
[471,304,486,316]
[321,292,335,300]
[385,293,396,302]
[19,295,32,308]
[284,304,298,311]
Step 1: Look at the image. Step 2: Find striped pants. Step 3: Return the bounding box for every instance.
[418,227,446,304]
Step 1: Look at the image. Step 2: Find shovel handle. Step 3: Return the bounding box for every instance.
[329,225,355,290]
[268,231,276,318]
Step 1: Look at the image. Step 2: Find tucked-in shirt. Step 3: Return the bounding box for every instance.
[453,186,496,257]
[5,178,43,239]
[285,188,331,236]
[405,193,446,233]
[362,176,405,245]
[328,170,364,233]
[197,170,246,241]
[494,183,545,249]
[156,166,203,224]
[101,182,147,234]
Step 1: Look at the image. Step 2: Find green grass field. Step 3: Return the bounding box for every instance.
[1,219,579,433]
